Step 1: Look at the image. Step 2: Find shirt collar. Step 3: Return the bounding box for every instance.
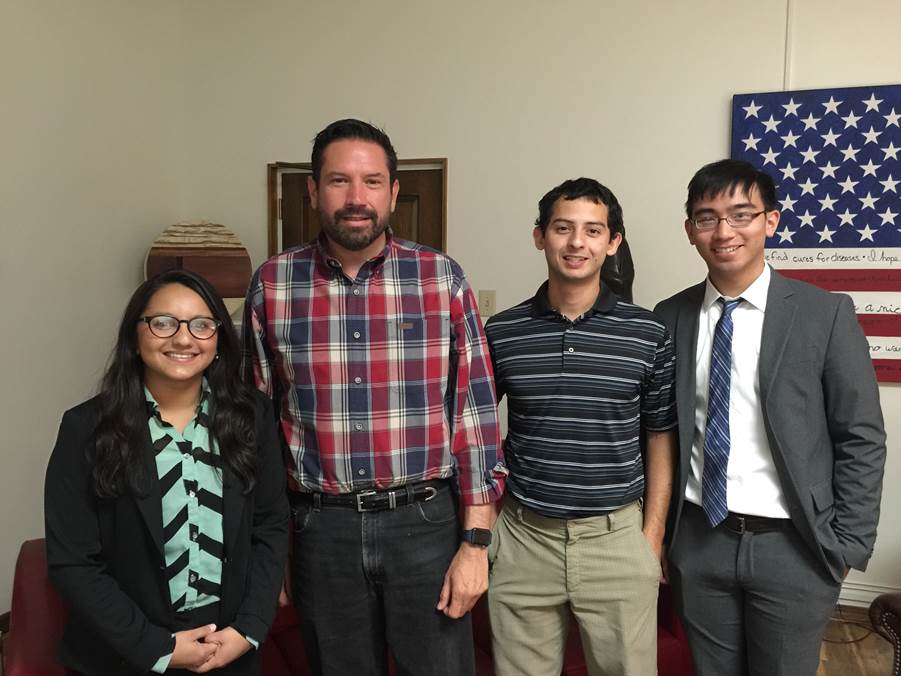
[144,378,211,422]
[316,228,394,272]
[703,263,771,312]
[530,281,618,320]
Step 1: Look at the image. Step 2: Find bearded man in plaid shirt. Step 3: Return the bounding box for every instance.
[243,118,506,676]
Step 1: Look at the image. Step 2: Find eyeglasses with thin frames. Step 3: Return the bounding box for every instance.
[691,210,767,231]
[138,315,221,340]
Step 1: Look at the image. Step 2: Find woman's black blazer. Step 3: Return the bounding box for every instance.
[44,390,289,675]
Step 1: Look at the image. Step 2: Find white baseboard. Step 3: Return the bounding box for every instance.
[839,579,901,607]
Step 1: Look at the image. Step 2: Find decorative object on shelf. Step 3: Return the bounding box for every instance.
[145,221,253,302]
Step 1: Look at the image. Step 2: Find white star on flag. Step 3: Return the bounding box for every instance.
[762,115,780,133]
[861,159,881,177]
[862,126,883,144]
[798,210,816,227]
[821,129,841,146]
[743,100,763,118]
[838,209,857,225]
[858,192,878,210]
[842,111,862,128]
[880,175,899,192]
[781,130,800,147]
[818,194,837,210]
[779,194,797,211]
[883,142,900,161]
[782,99,801,116]
[838,176,859,193]
[761,147,780,165]
[820,161,839,178]
[840,144,860,162]
[880,208,898,225]
[885,108,901,127]
[778,227,796,242]
[798,178,818,195]
[818,225,836,242]
[742,133,760,151]
[800,146,820,163]
[780,163,798,180]
[863,93,883,112]
[857,224,877,241]
[822,96,843,114]
[801,113,821,130]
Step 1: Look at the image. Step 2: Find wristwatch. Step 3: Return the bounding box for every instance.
[461,528,492,547]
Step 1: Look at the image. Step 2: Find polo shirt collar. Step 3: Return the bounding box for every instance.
[530,281,618,320]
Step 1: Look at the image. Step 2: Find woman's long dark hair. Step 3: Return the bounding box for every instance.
[90,269,257,498]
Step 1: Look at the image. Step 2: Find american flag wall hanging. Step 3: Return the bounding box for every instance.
[731,84,901,383]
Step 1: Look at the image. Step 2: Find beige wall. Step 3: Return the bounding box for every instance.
[0,0,186,611]
[1,0,897,611]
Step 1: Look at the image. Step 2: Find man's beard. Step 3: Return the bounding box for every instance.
[319,206,390,251]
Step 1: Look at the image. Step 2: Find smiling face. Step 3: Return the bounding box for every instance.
[534,196,622,287]
[137,283,218,395]
[684,185,779,297]
[307,138,399,258]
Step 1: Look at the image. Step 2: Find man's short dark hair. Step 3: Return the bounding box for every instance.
[685,159,778,216]
[535,177,624,238]
[311,118,398,183]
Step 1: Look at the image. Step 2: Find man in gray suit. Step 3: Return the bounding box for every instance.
[655,159,886,675]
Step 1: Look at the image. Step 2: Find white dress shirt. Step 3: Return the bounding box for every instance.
[685,264,790,518]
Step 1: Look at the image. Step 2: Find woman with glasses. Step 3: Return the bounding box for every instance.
[44,269,288,675]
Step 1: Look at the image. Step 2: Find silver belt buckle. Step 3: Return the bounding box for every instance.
[422,486,438,501]
[355,490,378,513]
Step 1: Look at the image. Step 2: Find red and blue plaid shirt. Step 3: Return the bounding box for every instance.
[242,232,505,505]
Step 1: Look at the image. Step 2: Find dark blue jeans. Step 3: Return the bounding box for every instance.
[291,485,475,676]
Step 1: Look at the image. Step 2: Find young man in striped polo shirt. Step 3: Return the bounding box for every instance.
[485,178,677,676]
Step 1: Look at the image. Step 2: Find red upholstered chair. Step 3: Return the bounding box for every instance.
[5,539,691,676]
[5,540,71,676]
[3,539,303,676]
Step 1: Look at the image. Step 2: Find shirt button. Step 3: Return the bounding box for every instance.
[191,532,198,541]
[357,468,366,476]
[354,423,363,431]
[189,573,197,583]
[352,288,361,295]
[354,376,362,384]
[188,490,196,498]
[567,347,574,353]
[353,331,361,339]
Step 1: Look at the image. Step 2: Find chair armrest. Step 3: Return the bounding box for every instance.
[6,539,72,676]
[870,592,901,675]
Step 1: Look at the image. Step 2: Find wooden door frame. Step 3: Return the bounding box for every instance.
[267,158,448,257]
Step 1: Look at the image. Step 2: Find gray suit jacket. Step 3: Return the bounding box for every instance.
[654,269,886,582]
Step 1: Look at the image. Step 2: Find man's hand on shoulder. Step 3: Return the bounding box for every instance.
[436,542,488,619]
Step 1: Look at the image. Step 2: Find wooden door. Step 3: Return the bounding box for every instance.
[268,159,447,256]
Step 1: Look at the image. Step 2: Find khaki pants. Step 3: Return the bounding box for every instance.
[488,496,660,676]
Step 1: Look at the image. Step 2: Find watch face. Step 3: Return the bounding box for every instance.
[465,528,492,546]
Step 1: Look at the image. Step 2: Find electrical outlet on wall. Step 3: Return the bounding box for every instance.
[478,290,496,317]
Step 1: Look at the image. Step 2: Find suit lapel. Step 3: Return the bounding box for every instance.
[759,271,797,399]
[676,283,705,454]
[222,467,246,559]
[134,429,166,559]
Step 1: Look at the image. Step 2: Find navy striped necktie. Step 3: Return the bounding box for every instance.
[702,297,742,527]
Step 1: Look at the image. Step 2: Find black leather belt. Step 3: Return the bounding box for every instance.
[721,511,788,535]
[292,479,446,513]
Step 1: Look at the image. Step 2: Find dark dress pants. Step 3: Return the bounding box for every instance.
[291,486,475,676]
[669,502,841,676]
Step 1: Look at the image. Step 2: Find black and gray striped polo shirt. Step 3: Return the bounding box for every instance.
[485,282,676,519]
